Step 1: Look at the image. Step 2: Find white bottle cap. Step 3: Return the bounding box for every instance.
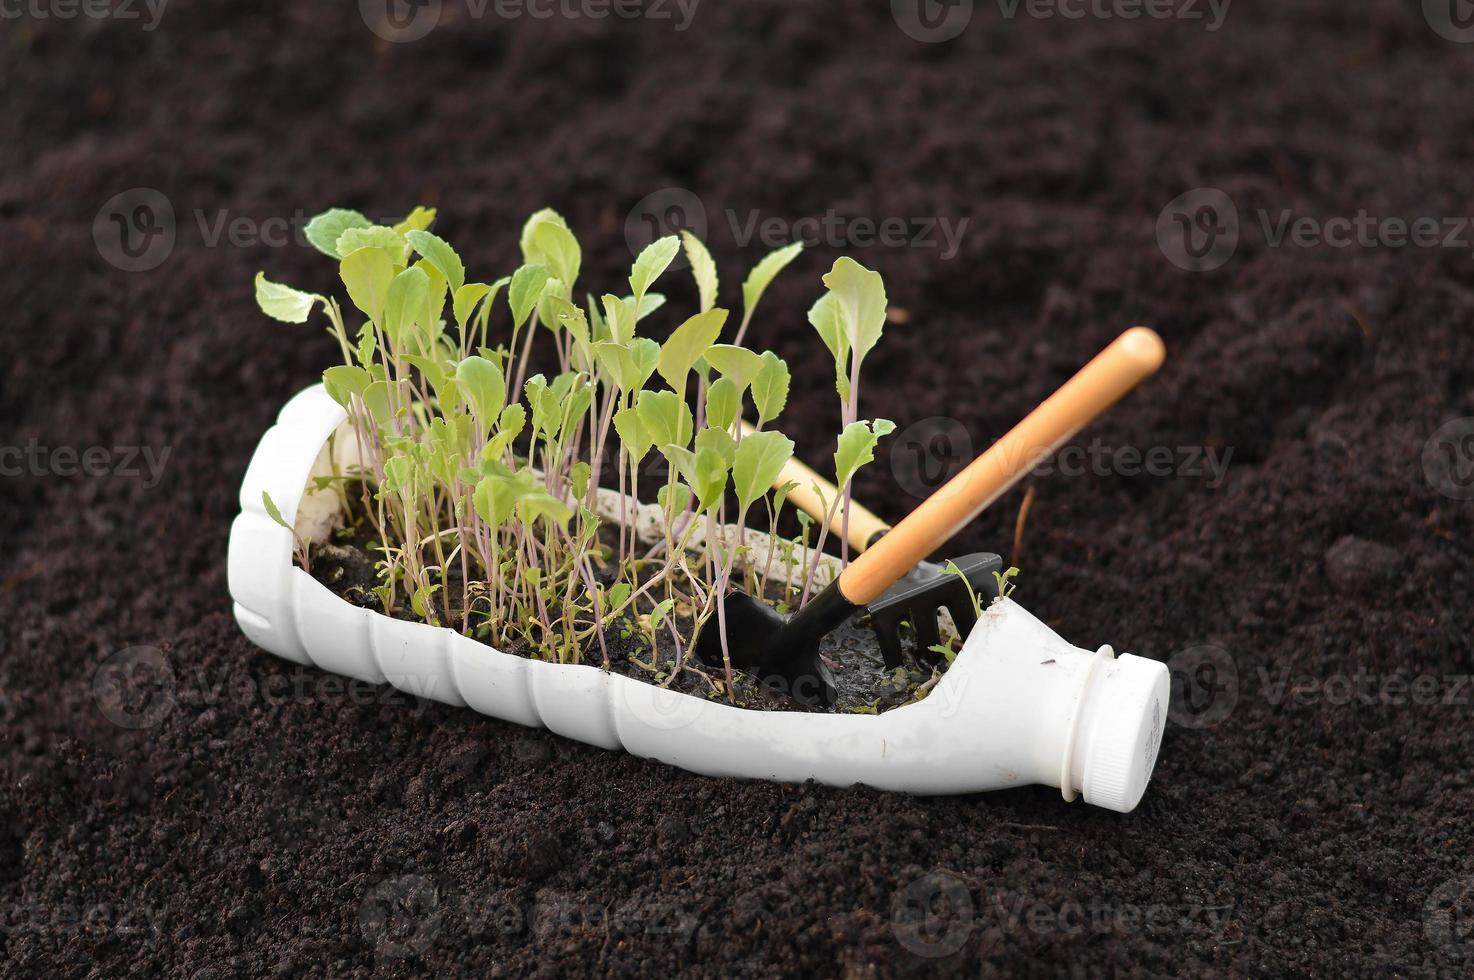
[1076,653,1170,813]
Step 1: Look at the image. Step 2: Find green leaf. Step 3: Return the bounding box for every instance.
[570,460,592,501]
[601,294,635,345]
[657,308,728,393]
[741,241,804,324]
[834,418,896,488]
[629,337,661,389]
[822,256,887,364]
[509,264,550,329]
[703,344,764,391]
[807,291,851,402]
[384,266,431,345]
[630,236,681,305]
[410,583,441,620]
[649,596,676,630]
[524,374,552,440]
[695,425,737,464]
[519,208,569,261]
[637,389,693,455]
[681,231,719,313]
[473,474,519,528]
[733,429,796,512]
[262,491,292,531]
[529,221,581,291]
[361,381,392,426]
[613,405,653,465]
[704,377,740,432]
[455,355,506,427]
[304,208,371,259]
[383,453,419,498]
[453,283,492,335]
[517,490,574,530]
[322,365,373,407]
[665,445,728,512]
[412,259,448,350]
[483,403,527,462]
[406,229,465,293]
[634,292,666,321]
[593,341,638,391]
[606,582,632,610]
[337,225,407,260]
[657,481,692,516]
[392,206,437,238]
[254,272,319,324]
[339,246,396,324]
[542,293,590,349]
[751,351,791,425]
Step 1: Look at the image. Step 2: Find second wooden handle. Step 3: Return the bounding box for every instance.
[741,421,891,554]
[838,327,1167,606]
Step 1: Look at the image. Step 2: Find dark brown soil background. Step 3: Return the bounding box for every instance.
[3,1,1473,976]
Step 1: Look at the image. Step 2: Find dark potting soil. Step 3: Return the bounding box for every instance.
[5,2,1474,977]
[309,520,939,714]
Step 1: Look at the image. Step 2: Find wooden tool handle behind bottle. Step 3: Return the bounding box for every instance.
[739,421,891,554]
[837,328,1167,607]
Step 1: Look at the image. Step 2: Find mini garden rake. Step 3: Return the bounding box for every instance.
[744,420,1003,672]
[697,327,1167,708]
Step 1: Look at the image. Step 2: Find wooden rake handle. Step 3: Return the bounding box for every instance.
[837,327,1167,607]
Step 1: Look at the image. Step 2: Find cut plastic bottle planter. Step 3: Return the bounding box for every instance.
[229,385,1170,812]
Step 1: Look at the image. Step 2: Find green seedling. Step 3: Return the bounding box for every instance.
[255,206,900,701]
